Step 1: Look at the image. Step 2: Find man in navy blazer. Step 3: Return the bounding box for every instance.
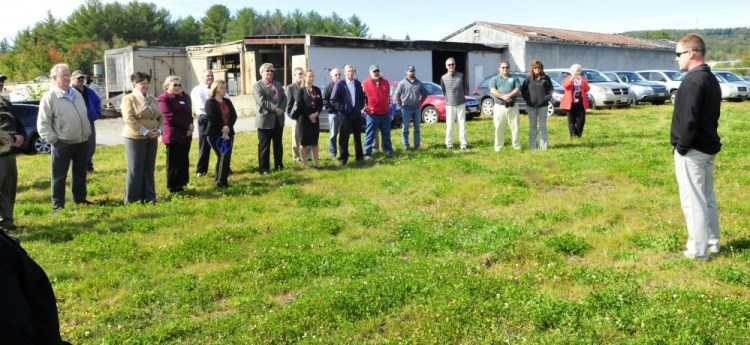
[330,64,365,166]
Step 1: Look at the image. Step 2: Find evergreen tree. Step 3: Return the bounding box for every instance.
[225,8,257,41]
[201,5,231,44]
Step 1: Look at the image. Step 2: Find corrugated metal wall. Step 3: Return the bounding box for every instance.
[307,46,433,87]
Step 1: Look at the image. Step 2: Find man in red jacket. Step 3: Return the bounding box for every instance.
[362,64,393,159]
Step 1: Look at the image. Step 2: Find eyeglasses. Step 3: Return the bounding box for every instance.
[138,82,150,85]
[172,84,182,87]
[446,64,455,67]
[675,50,692,57]
[76,76,86,80]
[372,70,380,73]
[333,73,340,76]
[500,67,510,69]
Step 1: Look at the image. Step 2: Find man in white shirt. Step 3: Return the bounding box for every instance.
[191,69,214,177]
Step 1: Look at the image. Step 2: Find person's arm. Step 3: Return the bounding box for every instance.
[672,80,701,155]
[292,87,306,119]
[190,87,205,116]
[313,87,323,114]
[330,82,342,113]
[394,82,404,108]
[285,85,296,115]
[121,95,148,136]
[36,94,57,145]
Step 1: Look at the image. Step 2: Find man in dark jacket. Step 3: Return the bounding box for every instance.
[1,231,70,344]
[330,64,365,166]
[1,73,26,231]
[671,34,722,261]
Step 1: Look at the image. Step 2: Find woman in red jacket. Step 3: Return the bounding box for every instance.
[158,75,193,193]
[560,64,590,138]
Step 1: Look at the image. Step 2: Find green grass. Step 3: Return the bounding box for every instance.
[13,102,750,343]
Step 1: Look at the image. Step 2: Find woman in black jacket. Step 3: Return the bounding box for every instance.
[520,60,554,150]
[293,70,323,169]
[204,80,237,188]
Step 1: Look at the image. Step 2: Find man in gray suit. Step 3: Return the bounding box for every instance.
[252,63,287,175]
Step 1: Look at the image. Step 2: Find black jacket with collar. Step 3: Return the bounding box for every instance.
[670,64,722,155]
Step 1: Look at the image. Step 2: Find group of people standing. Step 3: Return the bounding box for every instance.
[121,68,238,202]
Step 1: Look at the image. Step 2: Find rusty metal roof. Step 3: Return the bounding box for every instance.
[478,22,667,48]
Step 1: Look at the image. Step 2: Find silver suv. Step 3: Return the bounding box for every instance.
[636,70,684,103]
[603,71,669,105]
[546,68,633,109]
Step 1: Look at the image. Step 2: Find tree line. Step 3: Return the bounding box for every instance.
[623,27,750,74]
[0,0,371,81]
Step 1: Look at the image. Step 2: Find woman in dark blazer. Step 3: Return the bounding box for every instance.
[157,75,193,193]
[204,80,237,188]
[293,69,323,169]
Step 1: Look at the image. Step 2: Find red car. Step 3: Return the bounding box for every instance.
[390,81,481,123]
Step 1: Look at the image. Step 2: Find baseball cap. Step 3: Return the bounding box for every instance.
[406,65,415,71]
[71,70,88,79]
[369,64,380,72]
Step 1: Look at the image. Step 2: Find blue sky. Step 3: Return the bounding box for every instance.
[5,0,749,43]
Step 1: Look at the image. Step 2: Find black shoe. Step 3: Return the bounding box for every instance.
[0,219,17,231]
[75,200,95,205]
[53,205,65,212]
[196,172,207,177]
[275,165,285,171]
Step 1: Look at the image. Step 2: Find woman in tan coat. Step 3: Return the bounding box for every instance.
[121,72,163,204]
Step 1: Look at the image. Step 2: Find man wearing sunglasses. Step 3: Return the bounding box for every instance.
[71,70,101,172]
[489,61,522,151]
[671,34,722,261]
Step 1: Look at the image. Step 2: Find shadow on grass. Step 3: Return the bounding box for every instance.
[725,238,750,252]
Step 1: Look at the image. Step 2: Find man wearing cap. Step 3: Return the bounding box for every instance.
[330,64,366,165]
[37,63,92,211]
[362,64,392,159]
[0,73,26,231]
[441,58,468,150]
[395,65,427,149]
[323,68,341,158]
[71,70,101,171]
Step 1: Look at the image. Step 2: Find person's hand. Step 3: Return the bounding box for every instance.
[189,124,195,131]
[275,108,284,116]
[13,135,23,148]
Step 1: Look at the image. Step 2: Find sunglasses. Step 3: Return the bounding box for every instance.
[173,84,182,87]
[500,67,510,69]
[675,50,692,57]
[446,64,455,66]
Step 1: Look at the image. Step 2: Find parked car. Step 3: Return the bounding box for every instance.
[10,101,50,154]
[602,71,669,105]
[391,81,480,124]
[743,76,750,83]
[712,72,749,101]
[636,70,684,103]
[473,72,594,117]
[546,68,633,109]
[713,70,750,97]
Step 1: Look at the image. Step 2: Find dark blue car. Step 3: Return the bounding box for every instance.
[10,101,51,154]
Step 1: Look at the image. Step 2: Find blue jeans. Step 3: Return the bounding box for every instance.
[328,113,340,156]
[401,108,420,148]
[364,114,392,156]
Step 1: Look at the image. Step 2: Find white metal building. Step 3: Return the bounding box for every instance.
[443,22,676,72]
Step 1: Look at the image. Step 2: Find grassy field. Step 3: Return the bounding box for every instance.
[13,102,750,344]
